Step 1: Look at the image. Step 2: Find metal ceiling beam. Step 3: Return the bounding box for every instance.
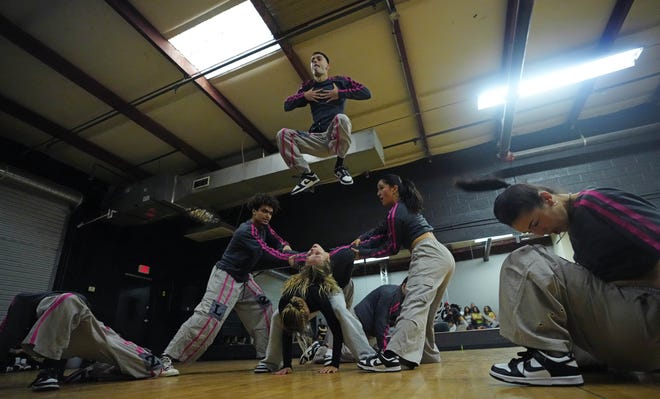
[496,0,534,160]
[0,94,149,180]
[0,13,219,172]
[565,0,634,128]
[106,0,277,154]
[385,0,431,159]
[251,0,311,82]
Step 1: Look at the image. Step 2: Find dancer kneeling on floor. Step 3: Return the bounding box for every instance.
[0,291,161,392]
[457,178,659,386]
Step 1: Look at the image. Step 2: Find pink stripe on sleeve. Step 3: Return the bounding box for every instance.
[577,195,660,252]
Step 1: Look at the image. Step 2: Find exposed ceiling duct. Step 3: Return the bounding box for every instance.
[511,122,660,160]
[0,164,83,208]
[103,129,384,240]
[174,129,384,210]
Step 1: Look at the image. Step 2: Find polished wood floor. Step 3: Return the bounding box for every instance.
[1,347,657,399]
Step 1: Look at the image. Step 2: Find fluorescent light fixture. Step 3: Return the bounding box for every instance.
[478,47,644,110]
[354,256,389,264]
[169,1,280,79]
[473,234,514,244]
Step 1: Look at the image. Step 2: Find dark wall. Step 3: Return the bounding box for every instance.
[274,138,660,249]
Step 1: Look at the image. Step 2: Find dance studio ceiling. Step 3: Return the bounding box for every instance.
[1,0,659,186]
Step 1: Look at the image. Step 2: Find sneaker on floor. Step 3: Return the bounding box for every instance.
[334,166,353,185]
[291,172,320,195]
[357,352,401,372]
[489,349,584,386]
[160,355,180,377]
[254,363,272,374]
[299,341,322,365]
[322,353,333,367]
[312,344,329,364]
[29,368,60,391]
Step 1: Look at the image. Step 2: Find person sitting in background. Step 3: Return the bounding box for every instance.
[469,305,488,330]
[462,306,472,326]
[482,305,498,328]
[433,302,450,332]
[447,307,469,332]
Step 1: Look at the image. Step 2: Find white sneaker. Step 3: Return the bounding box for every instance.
[489,349,584,386]
[160,355,180,377]
[357,352,401,372]
[334,166,353,185]
[299,341,322,365]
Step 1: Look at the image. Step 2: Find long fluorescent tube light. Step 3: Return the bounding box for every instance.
[354,256,389,264]
[473,234,514,244]
[478,47,644,110]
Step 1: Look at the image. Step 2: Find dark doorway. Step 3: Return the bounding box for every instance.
[113,273,152,345]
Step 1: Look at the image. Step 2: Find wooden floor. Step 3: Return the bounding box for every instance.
[1,347,658,399]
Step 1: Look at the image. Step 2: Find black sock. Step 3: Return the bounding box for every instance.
[42,358,66,378]
[334,157,344,169]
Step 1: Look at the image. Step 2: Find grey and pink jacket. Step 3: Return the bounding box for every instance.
[356,201,434,258]
[216,220,295,282]
[283,76,371,133]
[569,188,660,281]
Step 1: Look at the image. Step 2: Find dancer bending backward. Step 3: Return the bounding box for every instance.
[0,292,161,392]
[356,174,455,372]
[277,51,371,195]
[160,194,297,376]
[254,244,375,374]
[457,179,660,386]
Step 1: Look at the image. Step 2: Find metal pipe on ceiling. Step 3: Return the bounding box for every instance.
[0,164,83,208]
[565,0,634,128]
[385,0,431,159]
[250,0,311,82]
[511,122,660,160]
[496,0,534,160]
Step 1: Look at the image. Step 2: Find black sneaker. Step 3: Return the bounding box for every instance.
[489,349,584,386]
[357,352,401,372]
[334,166,353,185]
[29,368,60,391]
[299,341,322,365]
[291,172,320,195]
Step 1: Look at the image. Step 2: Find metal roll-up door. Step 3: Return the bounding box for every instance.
[0,184,72,320]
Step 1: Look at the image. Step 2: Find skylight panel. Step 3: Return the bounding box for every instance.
[169,1,280,79]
